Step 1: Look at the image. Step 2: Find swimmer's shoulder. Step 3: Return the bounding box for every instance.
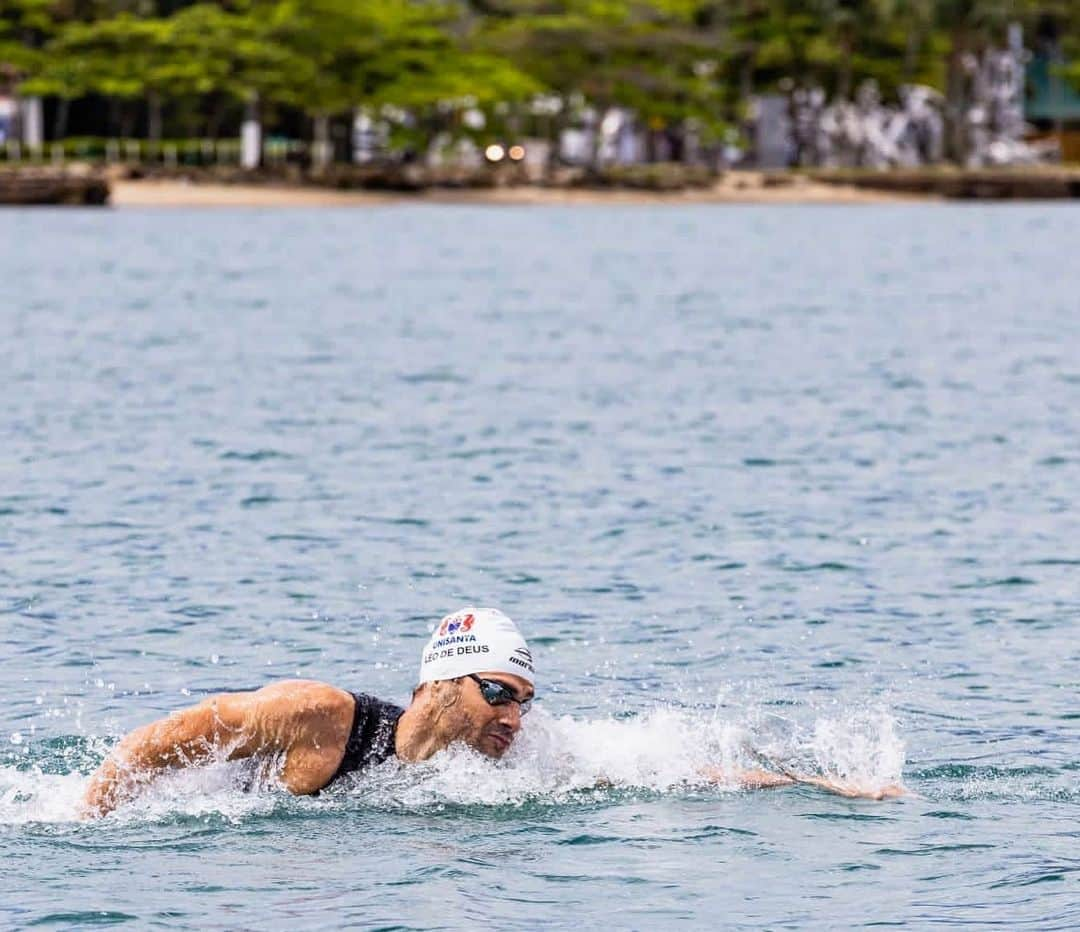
[207,680,355,735]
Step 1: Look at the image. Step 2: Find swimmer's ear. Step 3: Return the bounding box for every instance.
[428,679,462,709]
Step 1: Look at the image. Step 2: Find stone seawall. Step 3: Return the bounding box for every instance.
[804,167,1080,199]
[0,168,110,206]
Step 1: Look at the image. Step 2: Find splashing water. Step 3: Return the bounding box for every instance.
[0,768,88,826]
[0,758,287,828]
[0,703,907,825]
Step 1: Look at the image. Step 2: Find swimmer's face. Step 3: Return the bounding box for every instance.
[437,672,533,759]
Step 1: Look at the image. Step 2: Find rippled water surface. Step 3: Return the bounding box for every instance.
[2,205,1078,929]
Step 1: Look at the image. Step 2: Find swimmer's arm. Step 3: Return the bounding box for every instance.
[783,772,906,800]
[82,680,354,816]
[700,767,796,790]
[701,766,906,799]
[589,769,794,792]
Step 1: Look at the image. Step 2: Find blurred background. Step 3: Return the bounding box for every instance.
[1,0,1079,185]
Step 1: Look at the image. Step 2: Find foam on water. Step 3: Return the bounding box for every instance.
[0,768,88,826]
[0,759,286,828]
[0,702,908,824]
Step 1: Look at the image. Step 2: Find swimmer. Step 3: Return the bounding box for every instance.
[82,607,904,816]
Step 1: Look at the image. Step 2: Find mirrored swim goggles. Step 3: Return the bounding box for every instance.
[467,674,533,715]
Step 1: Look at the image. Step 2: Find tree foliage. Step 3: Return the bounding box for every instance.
[1,0,1078,143]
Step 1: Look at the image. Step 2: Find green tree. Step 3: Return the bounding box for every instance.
[476,1,731,161]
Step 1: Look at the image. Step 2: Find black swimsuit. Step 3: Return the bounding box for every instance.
[326,692,404,785]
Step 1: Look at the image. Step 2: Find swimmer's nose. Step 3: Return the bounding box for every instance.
[497,701,522,733]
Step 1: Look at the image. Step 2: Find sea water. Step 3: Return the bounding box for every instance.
[1,205,1077,928]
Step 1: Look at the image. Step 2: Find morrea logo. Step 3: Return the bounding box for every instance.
[510,646,534,672]
[438,612,475,637]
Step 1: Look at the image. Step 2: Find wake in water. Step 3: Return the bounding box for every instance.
[331,703,906,810]
[0,702,907,825]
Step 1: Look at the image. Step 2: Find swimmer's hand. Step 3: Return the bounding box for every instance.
[782,772,907,800]
[82,756,136,819]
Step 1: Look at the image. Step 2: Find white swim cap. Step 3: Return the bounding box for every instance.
[418,607,535,687]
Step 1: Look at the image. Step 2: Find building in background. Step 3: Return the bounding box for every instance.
[1026,54,1080,160]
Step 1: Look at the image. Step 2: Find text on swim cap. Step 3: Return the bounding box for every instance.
[423,644,490,664]
[431,633,478,649]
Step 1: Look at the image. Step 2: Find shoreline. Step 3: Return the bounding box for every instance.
[6,166,1077,207]
[109,174,936,208]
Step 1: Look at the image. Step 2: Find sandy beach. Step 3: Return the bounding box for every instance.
[110,173,934,208]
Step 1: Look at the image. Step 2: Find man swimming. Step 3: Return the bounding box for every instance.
[83,607,902,816]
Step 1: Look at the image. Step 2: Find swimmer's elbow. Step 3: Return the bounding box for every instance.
[81,787,116,819]
[280,744,345,796]
[281,771,327,796]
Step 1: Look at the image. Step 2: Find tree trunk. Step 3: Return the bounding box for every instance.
[837,35,853,101]
[53,98,70,140]
[739,52,754,105]
[546,107,564,180]
[944,27,970,164]
[120,101,136,140]
[206,95,227,140]
[903,27,922,83]
[148,91,163,141]
[311,113,332,174]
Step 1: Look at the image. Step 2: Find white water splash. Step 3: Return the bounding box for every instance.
[0,755,284,827]
[0,704,907,824]
[335,705,906,808]
[0,767,88,825]
[808,709,905,785]
[344,707,745,809]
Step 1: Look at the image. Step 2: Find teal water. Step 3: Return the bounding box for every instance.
[1,205,1077,929]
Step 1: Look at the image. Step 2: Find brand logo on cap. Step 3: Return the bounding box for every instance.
[510,646,534,672]
[437,612,475,637]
